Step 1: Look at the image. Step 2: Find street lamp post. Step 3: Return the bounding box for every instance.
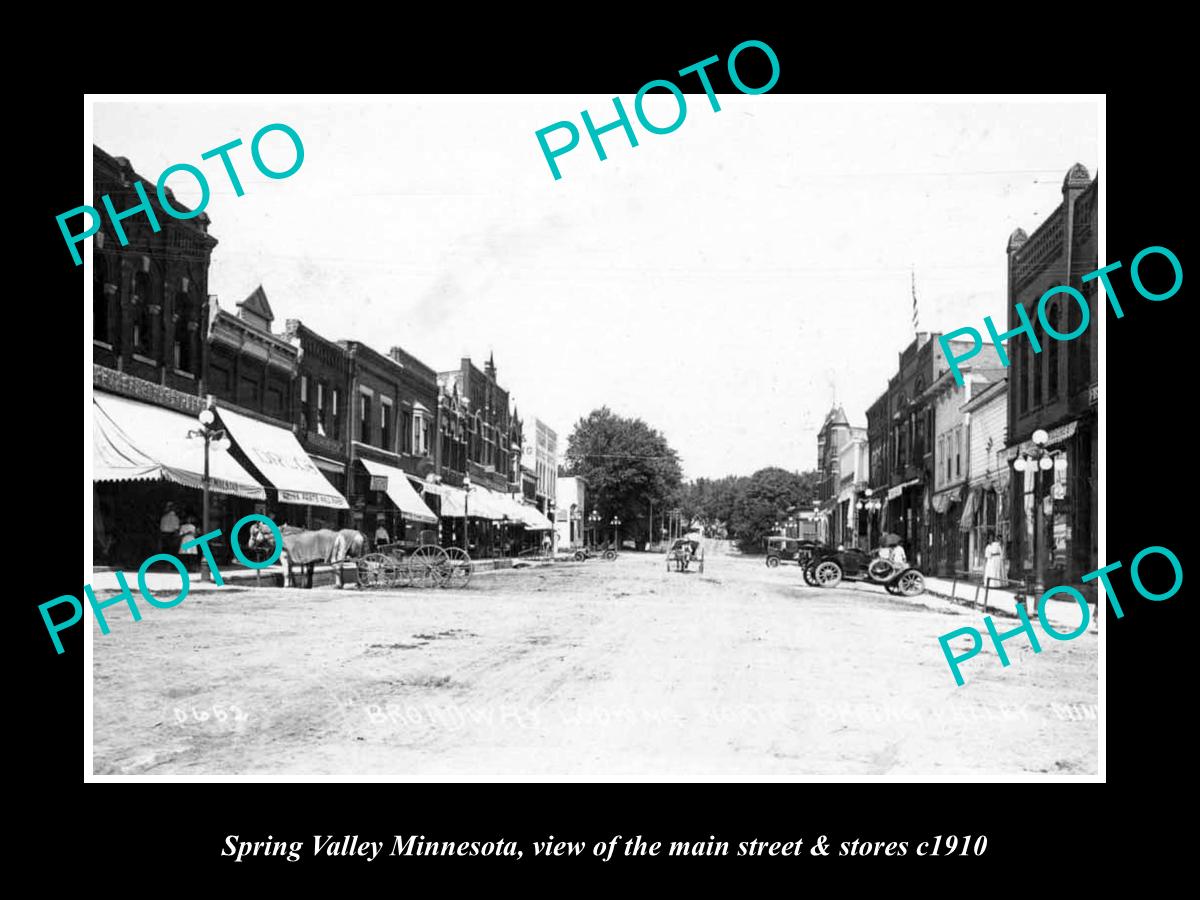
[186,399,231,582]
[588,510,601,549]
[461,473,472,553]
[1013,427,1063,592]
[610,515,621,549]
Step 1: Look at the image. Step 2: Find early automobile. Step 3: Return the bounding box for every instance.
[804,546,926,596]
[666,537,704,573]
[765,536,823,569]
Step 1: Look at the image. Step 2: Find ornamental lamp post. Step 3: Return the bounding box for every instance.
[610,515,621,548]
[461,473,472,553]
[186,400,231,582]
[588,509,601,548]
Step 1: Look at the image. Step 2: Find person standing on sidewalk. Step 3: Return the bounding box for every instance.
[159,502,180,555]
[984,530,1004,587]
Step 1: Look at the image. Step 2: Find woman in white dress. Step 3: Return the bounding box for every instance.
[983,530,1005,586]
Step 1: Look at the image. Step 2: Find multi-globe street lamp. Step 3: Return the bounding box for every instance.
[186,401,231,582]
[610,515,621,548]
[461,473,473,553]
[588,509,601,549]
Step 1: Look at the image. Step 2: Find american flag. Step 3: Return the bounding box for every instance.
[911,268,920,332]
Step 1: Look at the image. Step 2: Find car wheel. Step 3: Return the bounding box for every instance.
[814,560,843,588]
[884,582,899,595]
[603,550,617,561]
[766,556,780,568]
[897,570,925,596]
[802,565,818,586]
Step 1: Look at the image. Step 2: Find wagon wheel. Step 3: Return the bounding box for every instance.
[355,553,389,589]
[408,545,449,589]
[442,547,472,589]
[896,569,926,596]
[385,549,413,588]
[813,560,843,588]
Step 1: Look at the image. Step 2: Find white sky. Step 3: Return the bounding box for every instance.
[94,97,1098,480]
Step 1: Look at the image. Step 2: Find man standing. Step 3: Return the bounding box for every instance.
[375,520,391,549]
[159,502,180,555]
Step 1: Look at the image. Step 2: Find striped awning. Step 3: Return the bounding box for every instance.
[93,393,265,499]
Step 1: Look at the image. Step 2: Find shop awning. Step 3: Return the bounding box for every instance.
[959,487,981,532]
[93,394,265,499]
[886,478,920,501]
[518,503,554,531]
[216,406,349,509]
[427,483,504,520]
[359,459,437,524]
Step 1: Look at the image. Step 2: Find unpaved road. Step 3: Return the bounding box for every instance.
[92,543,1098,777]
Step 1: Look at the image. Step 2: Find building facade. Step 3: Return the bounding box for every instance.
[555,476,587,550]
[340,339,440,545]
[865,332,1001,570]
[961,376,1009,577]
[1004,164,1098,592]
[283,319,353,528]
[926,366,1006,576]
[92,146,230,566]
[835,428,869,549]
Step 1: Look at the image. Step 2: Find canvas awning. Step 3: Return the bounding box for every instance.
[959,487,981,532]
[517,503,554,531]
[359,459,437,524]
[93,393,265,499]
[427,482,504,520]
[216,406,349,509]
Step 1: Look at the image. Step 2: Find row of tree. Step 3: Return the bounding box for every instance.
[561,407,820,553]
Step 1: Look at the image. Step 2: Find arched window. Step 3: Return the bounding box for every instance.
[174,291,194,373]
[93,254,110,343]
[132,269,153,355]
[1046,302,1060,401]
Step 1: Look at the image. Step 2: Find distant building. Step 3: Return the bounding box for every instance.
[555,475,587,549]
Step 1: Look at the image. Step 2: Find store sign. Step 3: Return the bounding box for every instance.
[369,475,389,492]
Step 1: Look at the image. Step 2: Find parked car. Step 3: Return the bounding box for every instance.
[804,546,926,596]
[765,536,823,570]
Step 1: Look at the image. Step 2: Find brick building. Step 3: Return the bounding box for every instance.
[283,319,353,528]
[864,332,1001,570]
[1004,164,1098,591]
[91,148,273,566]
[338,340,440,546]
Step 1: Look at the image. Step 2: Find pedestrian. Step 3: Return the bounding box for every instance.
[159,501,180,555]
[984,529,1005,587]
[542,533,551,555]
[178,516,198,568]
[375,521,390,548]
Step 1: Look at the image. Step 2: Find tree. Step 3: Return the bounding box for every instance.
[729,467,821,553]
[562,407,683,546]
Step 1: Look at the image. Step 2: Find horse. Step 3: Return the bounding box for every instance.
[249,524,367,588]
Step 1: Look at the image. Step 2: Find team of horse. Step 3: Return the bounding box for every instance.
[248,524,368,588]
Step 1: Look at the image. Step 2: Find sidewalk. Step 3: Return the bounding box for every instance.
[89,555,562,593]
[923,575,1096,632]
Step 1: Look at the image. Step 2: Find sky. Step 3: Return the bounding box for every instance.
[94,97,1098,480]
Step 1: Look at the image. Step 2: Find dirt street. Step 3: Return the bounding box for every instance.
[92,542,1098,777]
